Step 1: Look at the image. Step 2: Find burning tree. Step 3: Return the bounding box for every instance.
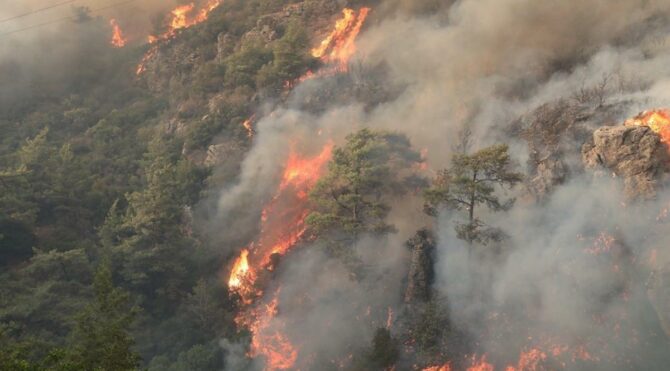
[424,144,522,246]
[307,129,423,244]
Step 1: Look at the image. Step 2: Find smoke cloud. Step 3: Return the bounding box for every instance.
[205,0,670,368]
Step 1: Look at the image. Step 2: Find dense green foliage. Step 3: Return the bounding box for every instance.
[0,2,475,370]
[0,1,320,368]
[67,262,140,370]
[307,129,423,240]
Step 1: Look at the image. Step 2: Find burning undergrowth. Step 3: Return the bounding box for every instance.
[204,0,670,370]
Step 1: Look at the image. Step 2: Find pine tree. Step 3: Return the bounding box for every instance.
[424,144,522,245]
[69,261,140,370]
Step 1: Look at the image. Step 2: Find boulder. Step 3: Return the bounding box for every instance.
[205,141,244,167]
[582,125,667,199]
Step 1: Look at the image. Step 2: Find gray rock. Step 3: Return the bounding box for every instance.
[205,141,243,167]
[582,125,667,199]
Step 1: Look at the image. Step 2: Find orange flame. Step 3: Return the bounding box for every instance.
[467,355,495,371]
[153,0,222,42]
[227,143,333,369]
[423,355,494,371]
[423,365,452,371]
[227,143,333,298]
[228,249,257,303]
[109,18,127,48]
[506,348,547,371]
[137,0,222,75]
[311,8,370,71]
[242,117,255,138]
[136,46,158,75]
[624,109,670,150]
[245,290,298,370]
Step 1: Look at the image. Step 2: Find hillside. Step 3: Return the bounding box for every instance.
[2,0,670,370]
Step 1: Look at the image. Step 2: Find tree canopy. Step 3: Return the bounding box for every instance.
[424,144,522,245]
[307,128,423,241]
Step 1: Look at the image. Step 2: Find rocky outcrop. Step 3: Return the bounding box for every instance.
[582,125,667,199]
[205,141,245,167]
[404,229,436,304]
[518,101,623,200]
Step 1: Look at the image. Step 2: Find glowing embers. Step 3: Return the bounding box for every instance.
[109,18,127,48]
[421,337,603,371]
[242,117,255,138]
[244,290,298,370]
[624,109,670,150]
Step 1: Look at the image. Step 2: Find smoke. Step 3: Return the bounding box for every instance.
[208,0,670,368]
[0,0,180,114]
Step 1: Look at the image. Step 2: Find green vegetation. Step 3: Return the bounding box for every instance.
[424,144,522,245]
[307,129,423,240]
[0,2,509,370]
[0,1,319,368]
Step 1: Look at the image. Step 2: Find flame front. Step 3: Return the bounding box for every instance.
[245,291,298,370]
[624,109,670,150]
[109,18,127,48]
[137,1,222,75]
[311,8,370,71]
[227,143,333,369]
[155,0,222,42]
[222,7,369,369]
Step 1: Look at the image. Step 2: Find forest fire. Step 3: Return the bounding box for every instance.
[624,109,670,150]
[282,7,371,88]
[109,19,127,48]
[243,290,299,370]
[423,364,452,371]
[137,1,222,75]
[227,143,333,369]
[422,341,600,371]
[223,8,372,368]
[228,249,256,303]
[311,7,371,71]
[151,0,222,43]
[242,117,255,138]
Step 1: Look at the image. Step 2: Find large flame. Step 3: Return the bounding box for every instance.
[624,109,670,149]
[154,0,222,42]
[109,18,127,48]
[311,8,370,71]
[137,1,222,75]
[227,143,333,370]
[228,143,333,300]
[283,7,371,89]
[244,290,298,370]
[223,7,370,370]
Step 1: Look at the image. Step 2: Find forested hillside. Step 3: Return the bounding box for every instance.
[2,1,670,370]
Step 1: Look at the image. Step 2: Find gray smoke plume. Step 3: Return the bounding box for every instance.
[210,0,670,369]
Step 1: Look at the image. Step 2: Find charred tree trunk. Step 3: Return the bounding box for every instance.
[404,229,436,304]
